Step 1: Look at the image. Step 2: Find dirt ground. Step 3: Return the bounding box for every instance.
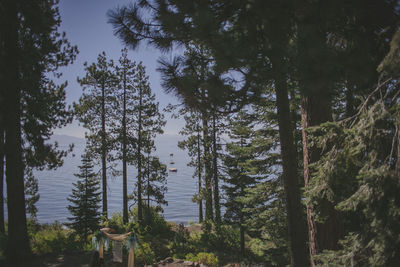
[0,251,126,267]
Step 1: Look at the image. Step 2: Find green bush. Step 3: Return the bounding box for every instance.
[135,241,156,266]
[31,221,84,254]
[185,252,219,267]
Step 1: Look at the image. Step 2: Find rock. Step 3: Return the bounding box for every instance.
[199,264,208,267]
[173,259,184,264]
[165,257,174,263]
[194,262,200,267]
[183,261,194,266]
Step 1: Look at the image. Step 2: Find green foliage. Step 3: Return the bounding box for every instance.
[135,241,156,266]
[308,96,400,266]
[24,167,40,219]
[106,209,172,262]
[185,252,219,267]
[30,222,86,254]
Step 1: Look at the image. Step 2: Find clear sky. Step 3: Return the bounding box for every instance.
[54,0,183,137]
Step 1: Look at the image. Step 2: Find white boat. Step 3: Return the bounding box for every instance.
[169,167,177,172]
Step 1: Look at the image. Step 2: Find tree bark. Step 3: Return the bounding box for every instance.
[197,125,203,223]
[3,0,31,259]
[101,83,108,219]
[122,67,128,223]
[0,124,5,234]
[137,85,143,223]
[272,56,309,267]
[297,8,342,263]
[201,108,213,221]
[211,111,221,224]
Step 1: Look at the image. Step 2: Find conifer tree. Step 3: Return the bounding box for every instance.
[75,52,117,219]
[1,0,77,259]
[176,108,204,222]
[143,149,168,224]
[114,48,137,223]
[223,109,258,257]
[132,63,166,223]
[67,153,101,243]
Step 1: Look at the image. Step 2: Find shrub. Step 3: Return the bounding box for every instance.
[185,252,219,267]
[31,222,84,254]
[135,241,156,266]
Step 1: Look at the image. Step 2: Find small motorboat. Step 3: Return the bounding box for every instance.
[169,167,177,172]
[170,161,175,164]
[169,153,174,156]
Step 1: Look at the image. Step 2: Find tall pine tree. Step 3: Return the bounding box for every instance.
[1,0,77,260]
[75,52,117,220]
[132,62,165,224]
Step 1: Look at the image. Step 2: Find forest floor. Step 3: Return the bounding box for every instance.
[0,251,126,267]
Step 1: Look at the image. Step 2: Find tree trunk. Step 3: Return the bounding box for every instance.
[211,111,221,224]
[272,56,309,267]
[122,68,128,223]
[240,219,245,258]
[240,186,245,258]
[4,0,31,259]
[197,125,203,223]
[101,83,108,219]
[201,109,213,221]
[137,86,143,223]
[297,8,342,264]
[0,125,5,234]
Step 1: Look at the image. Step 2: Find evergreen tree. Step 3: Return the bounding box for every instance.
[114,48,137,223]
[223,109,258,257]
[143,151,168,224]
[176,108,204,222]
[131,62,166,223]
[67,153,101,243]
[1,0,77,259]
[75,52,117,219]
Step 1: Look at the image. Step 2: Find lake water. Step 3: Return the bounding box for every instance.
[32,134,200,224]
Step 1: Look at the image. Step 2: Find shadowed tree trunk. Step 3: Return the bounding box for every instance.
[211,111,221,224]
[137,85,143,223]
[297,10,342,265]
[0,125,4,234]
[272,54,309,267]
[122,66,128,223]
[201,103,213,221]
[197,125,203,222]
[101,82,108,219]
[3,0,31,259]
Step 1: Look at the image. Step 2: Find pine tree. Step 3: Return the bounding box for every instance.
[75,52,117,219]
[1,0,77,259]
[223,109,258,257]
[114,48,137,223]
[67,153,101,243]
[176,109,204,223]
[132,62,166,223]
[143,150,168,224]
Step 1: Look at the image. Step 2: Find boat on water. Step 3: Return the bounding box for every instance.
[170,161,175,164]
[169,167,177,172]
[169,153,173,156]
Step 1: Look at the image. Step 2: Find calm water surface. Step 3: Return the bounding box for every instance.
[34,134,199,224]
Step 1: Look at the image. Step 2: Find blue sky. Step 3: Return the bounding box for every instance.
[54,0,183,137]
